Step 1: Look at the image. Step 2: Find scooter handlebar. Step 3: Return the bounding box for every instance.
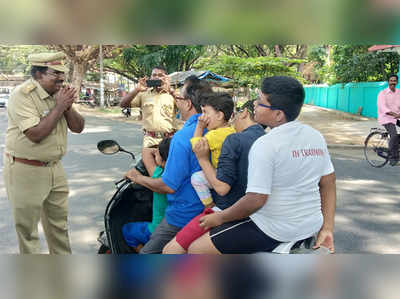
[114,178,130,186]
[115,178,127,185]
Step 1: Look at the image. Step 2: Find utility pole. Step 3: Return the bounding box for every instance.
[99,44,105,107]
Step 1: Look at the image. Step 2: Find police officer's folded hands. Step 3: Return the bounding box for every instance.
[55,86,76,112]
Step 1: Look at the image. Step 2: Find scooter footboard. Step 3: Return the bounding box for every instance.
[107,184,153,254]
[272,235,316,254]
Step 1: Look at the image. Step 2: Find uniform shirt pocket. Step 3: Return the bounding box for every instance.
[142,100,154,116]
[160,103,174,118]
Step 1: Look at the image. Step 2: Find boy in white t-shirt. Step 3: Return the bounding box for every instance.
[187,76,337,254]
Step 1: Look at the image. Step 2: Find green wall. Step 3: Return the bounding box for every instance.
[304,82,388,118]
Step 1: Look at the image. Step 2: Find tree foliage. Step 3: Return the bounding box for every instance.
[104,45,205,81]
[211,45,272,57]
[2,44,398,90]
[209,45,308,60]
[330,45,399,84]
[0,45,48,74]
[48,45,123,88]
[308,45,328,68]
[49,45,123,78]
[195,55,305,88]
[302,45,332,83]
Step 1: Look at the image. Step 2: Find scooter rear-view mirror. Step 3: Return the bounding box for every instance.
[97,140,136,160]
[97,140,120,155]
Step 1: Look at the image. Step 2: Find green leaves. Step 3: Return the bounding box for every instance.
[195,55,304,88]
[331,45,399,84]
[0,45,47,74]
[115,45,205,78]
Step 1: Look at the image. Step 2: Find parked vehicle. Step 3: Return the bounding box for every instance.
[0,94,9,108]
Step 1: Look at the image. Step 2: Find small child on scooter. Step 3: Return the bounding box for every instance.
[190,92,235,208]
[122,137,171,253]
[175,92,235,250]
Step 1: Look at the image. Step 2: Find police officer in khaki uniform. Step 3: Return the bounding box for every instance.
[120,66,177,148]
[3,52,85,254]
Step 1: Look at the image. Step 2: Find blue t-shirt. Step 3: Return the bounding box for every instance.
[212,124,266,210]
[162,114,206,228]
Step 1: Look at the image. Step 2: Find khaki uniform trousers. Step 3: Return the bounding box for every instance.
[3,154,71,254]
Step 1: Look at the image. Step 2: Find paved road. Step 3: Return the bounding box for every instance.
[1,108,400,254]
[299,105,378,147]
[329,148,400,253]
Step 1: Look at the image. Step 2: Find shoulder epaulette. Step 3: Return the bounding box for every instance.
[22,82,37,95]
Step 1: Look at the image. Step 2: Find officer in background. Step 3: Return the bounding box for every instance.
[3,52,85,254]
[120,66,177,148]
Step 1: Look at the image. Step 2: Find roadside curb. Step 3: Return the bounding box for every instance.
[327,144,364,150]
[304,104,371,121]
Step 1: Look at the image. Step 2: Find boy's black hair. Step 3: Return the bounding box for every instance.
[198,92,234,122]
[261,76,305,122]
[237,99,256,120]
[158,137,171,162]
[182,76,212,113]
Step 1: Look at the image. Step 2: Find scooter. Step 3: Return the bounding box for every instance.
[96,140,153,254]
[96,140,331,255]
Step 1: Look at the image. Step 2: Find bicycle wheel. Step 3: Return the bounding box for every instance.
[364,131,390,168]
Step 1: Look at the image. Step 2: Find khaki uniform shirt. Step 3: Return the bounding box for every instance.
[5,79,67,162]
[131,89,176,133]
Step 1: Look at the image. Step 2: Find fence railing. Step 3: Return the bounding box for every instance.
[304,82,389,118]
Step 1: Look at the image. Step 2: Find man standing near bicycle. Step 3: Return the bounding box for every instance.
[377,74,400,166]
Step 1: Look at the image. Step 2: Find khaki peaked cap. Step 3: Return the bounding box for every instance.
[28,52,69,73]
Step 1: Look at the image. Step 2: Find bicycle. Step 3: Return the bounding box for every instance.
[364,127,400,167]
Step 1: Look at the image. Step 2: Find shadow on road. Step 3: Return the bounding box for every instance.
[332,150,400,253]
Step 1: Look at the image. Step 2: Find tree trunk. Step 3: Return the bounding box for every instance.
[234,45,250,57]
[326,45,332,67]
[71,61,88,99]
[298,62,305,74]
[274,45,282,57]
[296,45,308,58]
[67,63,74,83]
[255,45,267,57]
[104,92,110,107]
